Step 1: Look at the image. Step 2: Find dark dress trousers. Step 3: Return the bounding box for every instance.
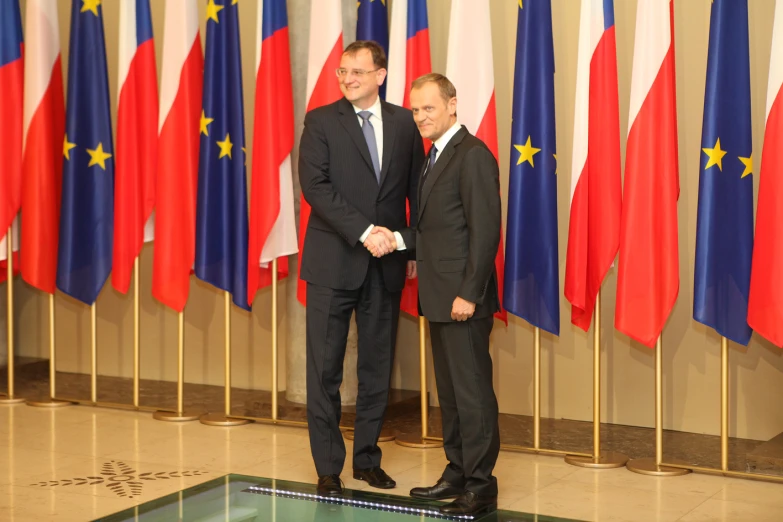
[299,97,424,476]
[416,126,502,496]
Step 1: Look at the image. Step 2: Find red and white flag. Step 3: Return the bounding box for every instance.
[387,0,431,317]
[0,0,23,283]
[113,0,158,294]
[446,0,507,324]
[615,0,679,348]
[296,0,344,305]
[248,0,299,306]
[565,0,622,331]
[748,0,783,347]
[19,0,64,293]
[152,0,203,312]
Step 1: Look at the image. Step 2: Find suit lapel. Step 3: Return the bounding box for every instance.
[337,99,376,180]
[379,101,397,188]
[418,126,468,221]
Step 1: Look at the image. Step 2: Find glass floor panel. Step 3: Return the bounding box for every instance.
[96,474,583,522]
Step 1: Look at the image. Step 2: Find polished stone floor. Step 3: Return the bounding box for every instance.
[2,403,783,521]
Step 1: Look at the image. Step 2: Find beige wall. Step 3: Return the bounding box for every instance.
[12,0,783,441]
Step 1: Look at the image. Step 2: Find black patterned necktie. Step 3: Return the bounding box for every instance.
[423,145,438,182]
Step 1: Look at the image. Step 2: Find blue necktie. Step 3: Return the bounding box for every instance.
[423,145,438,181]
[359,111,381,183]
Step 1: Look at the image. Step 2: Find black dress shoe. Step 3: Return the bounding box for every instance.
[352,467,396,489]
[409,478,464,500]
[317,474,343,497]
[439,491,497,516]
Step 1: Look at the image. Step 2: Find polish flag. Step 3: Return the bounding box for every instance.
[446,0,507,324]
[113,0,158,294]
[387,0,430,317]
[296,0,344,305]
[615,0,679,348]
[248,0,299,306]
[748,0,783,347]
[152,0,203,312]
[565,0,622,331]
[19,0,64,293]
[0,0,23,283]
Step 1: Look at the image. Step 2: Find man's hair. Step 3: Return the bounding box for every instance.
[410,73,457,102]
[343,40,387,70]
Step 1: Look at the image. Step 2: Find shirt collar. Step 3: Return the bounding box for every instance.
[433,121,462,154]
[353,96,383,121]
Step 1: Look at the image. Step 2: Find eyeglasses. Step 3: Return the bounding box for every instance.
[335,68,381,78]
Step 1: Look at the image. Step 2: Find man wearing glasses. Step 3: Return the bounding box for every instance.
[298,40,424,497]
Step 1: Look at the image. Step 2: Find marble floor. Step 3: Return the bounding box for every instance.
[1,404,783,521]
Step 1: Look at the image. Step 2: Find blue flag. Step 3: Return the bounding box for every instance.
[503,1,559,335]
[195,0,250,311]
[357,0,389,99]
[694,0,754,345]
[56,0,114,305]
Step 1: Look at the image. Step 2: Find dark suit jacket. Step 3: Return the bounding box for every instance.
[416,126,501,322]
[299,97,424,292]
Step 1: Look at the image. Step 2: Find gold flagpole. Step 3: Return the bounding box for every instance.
[201,291,248,426]
[396,316,442,448]
[271,259,278,421]
[0,226,24,404]
[154,310,200,421]
[91,302,97,404]
[626,336,689,476]
[133,257,140,408]
[534,326,541,450]
[566,289,627,467]
[721,336,729,471]
[27,294,72,407]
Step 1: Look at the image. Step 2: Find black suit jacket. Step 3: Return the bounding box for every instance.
[416,126,501,322]
[299,97,424,292]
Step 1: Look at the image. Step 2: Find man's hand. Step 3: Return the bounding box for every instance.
[364,226,397,257]
[451,296,476,321]
[406,260,417,279]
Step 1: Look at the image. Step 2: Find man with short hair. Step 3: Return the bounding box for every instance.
[298,40,424,496]
[407,73,502,516]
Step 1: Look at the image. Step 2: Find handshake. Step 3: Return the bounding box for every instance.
[363,226,397,258]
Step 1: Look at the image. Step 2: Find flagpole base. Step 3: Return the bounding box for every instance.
[343,428,396,443]
[26,398,74,408]
[199,412,251,427]
[394,431,444,449]
[626,457,691,476]
[153,410,201,422]
[565,451,629,469]
[0,396,25,405]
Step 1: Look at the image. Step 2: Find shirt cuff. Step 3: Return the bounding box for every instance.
[394,231,406,251]
[359,224,374,243]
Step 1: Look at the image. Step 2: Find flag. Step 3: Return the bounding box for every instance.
[503,0,558,334]
[565,0,621,331]
[387,0,431,317]
[446,0,507,324]
[195,0,250,311]
[56,0,115,305]
[748,0,783,347]
[247,0,299,306]
[297,0,344,305]
[357,0,389,99]
[0,0,23,283]
[20,0,65,294]
[615,0,679,348]
[152,0,202,312]
[113,0,158,294]
[694,0,753,345]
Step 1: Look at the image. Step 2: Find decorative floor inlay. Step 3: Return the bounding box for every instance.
[27,460,209,499]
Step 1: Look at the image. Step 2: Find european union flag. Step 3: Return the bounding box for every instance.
[56,0,114,305]
[195,0,250,311]
[357,0,389,99]
[694,0,754,345]
[503,0,559,335]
